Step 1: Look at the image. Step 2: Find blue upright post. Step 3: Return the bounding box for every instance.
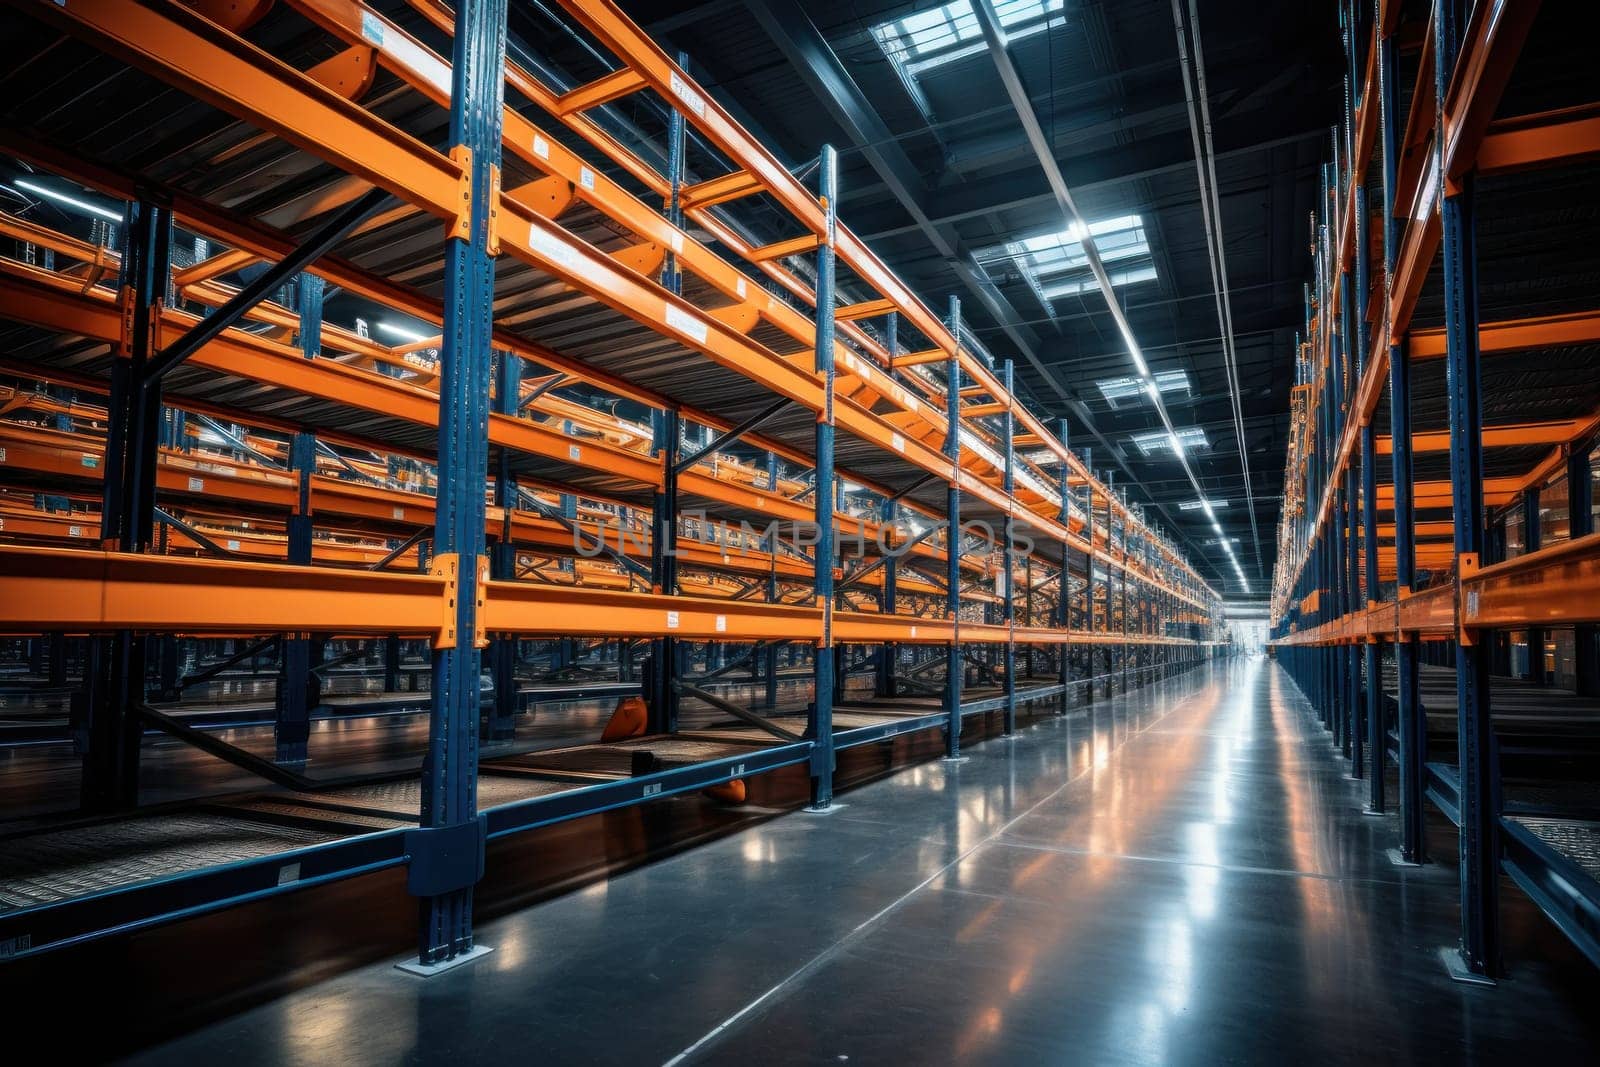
[276,430,318,765]
[1105,472,1117,699]
[944,297,964,759]
[82,198,171,810]
[296,273,324,359]
[1356,169,1384,810]
[1572,438,1599,696]
[411,0,506,971]
[488,349,521,740]
[879,494,899,699]
[650,408,681,733]
[385,633,403,692]
[1001,360,1016,735]
[1436,0,1498,982]
[766,451,781,708]
[1081,448,1095,705]
[662,50,688,294]
[1057,419,1071,713]
[1521,488,1543,684]
[808,144,838,810]
[878,313,900,700]
[1376,6,1427,851]
[646,51,690,734]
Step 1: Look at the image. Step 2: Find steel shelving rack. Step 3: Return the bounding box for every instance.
[1270,0,1600,982]
[0,0,1221,966]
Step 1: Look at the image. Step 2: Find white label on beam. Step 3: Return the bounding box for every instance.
[715,615,727,632]
[188,477,204,492]
[669,71,706,117]
[666,610,680,630]
[528,225,577,269]
[664,305,709,345]
[533,134,550,160]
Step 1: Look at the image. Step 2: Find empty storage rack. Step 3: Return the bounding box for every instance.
[0,0,1222,965]
[1271,0,1600,979]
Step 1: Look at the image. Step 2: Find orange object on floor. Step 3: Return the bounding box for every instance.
[600,695,648,742]
[702,779,747,805]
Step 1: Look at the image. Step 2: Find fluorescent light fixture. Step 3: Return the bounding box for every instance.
[14,178,123,223]
[1096,369,1189,409]
[1132,426,1208,456]
[1177,498,1228,512]
[1130,348,1148,376]
[872,0,1063,76]
[376,321,435,344]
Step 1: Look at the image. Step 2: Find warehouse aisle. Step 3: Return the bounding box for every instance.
[131,660,1600,1064]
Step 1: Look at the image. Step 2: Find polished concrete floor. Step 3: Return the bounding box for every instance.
[124,659,1600,1064]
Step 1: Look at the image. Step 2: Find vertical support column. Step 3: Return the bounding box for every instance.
[487,349,521,740]
[944,297,964,760]
[296,273,324,359]
[766,454,781,709]
[1572,438,1599,696]
[82,198,171,811]
[1436,0,1498,983]
[1083,451,1095,704]
[385,633,403,692]
[1103,473,1115,699]
[1521,488,1543,684]
[649,408,681,732]
[808,144,838,810]
[878,314,900,701]
[1378,0,1423,861]
[1057,420,1071,714]
[1356,195,1384,812]
[661,50,688,293]
[412,0,507,971]
[1118,492,1129,695]
[276,430,318,765]
[1001,360,1016,735]
[879,498,899,698]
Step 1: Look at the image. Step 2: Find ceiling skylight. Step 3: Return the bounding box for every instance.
[872,0,1064,77]
[975,215,1156,312]
[1096,368,1189,409]
[1132,426,1208,456]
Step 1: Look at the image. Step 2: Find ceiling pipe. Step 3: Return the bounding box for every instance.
[1171,0,1262,580]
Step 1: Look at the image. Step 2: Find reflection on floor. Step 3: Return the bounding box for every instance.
[124,659,1600,1064]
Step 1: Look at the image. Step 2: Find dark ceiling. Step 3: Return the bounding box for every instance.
[615,0,1345,596]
